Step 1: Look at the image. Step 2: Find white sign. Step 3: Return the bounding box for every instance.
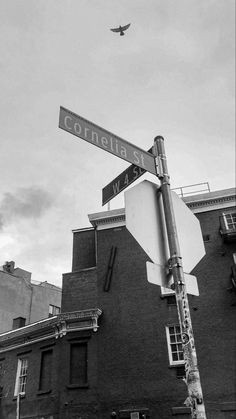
[125,180,205,273]
[146,261,199,296]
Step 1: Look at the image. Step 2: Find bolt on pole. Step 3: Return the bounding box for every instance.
[153,136,207,419]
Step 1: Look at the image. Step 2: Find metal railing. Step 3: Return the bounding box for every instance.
[172,182,210,197]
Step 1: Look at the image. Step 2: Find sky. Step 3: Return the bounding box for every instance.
[0,0,235,287]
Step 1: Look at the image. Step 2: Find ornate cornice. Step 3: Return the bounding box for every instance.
[0,308,102,353]
[186,195,235,208]
[88,208,125,230]
[87,188,236,228]
[183,189,236,213]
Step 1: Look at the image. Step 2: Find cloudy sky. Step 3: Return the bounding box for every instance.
[0,1,235,286]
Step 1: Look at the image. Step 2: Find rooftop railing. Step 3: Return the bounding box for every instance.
[172,182,210,197]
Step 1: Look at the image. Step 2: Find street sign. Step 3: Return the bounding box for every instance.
[125,180,205,274]
[102,147,153,205]
[102,164,146,205]
[59,107,157,175]
[146,261,199,296]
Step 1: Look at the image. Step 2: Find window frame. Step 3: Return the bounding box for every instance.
[38,348,53,393]
[14,358,28,397]
[222,211,236,231]
[165,325,184,366]
[67,339,89,388]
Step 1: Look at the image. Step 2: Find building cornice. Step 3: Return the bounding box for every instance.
[0,308,102,353]
[183,189,236,213]
[86,188,236,228]
[88,208,125,230]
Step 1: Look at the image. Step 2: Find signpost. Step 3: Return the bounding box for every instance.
[58,106,207,419]
[16,393,22,419]
[59,107,157,175]
[152,137,206,418]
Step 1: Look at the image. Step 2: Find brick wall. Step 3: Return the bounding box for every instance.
[61,268,98,312]
[61,206,236,418]
[0,338,60,419]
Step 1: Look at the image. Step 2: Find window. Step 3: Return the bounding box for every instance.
[12,317,26,329]
[14,358,28,396]
[220,211,236,242]
[49,304,60,317]
[39,349,53,392]
[166,325,184,365]
[223,212,236,230]
[69,342,87,386]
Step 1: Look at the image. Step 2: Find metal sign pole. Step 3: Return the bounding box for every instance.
[154,136,207,419]
[16,393,21,419]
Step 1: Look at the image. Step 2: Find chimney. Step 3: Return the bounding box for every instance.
[3,261,15,274]
[12,317,26,329]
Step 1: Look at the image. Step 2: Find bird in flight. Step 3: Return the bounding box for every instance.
[110,23,131,36]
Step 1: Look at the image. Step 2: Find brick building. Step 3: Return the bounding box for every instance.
[0,261,62,334]
[0,187,235,419]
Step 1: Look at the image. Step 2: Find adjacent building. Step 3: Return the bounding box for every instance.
[0,187,235,419]
[0,261,62,334]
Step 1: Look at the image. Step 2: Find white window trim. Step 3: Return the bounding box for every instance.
[14,358,28,396]
[222,213,229,230]
[165,325,184,366]
[222,211,236,230]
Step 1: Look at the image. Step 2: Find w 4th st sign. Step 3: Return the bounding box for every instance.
[102,147,153,205]
[59,107,157,176]
[102,163,146,205]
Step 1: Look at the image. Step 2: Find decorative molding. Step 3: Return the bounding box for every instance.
[0,309,102,353]
[184,195,235,213]
[87,189,236,229]
[88,208,125,230]
[183,188,236,213]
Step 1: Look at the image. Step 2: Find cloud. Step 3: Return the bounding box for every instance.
[0,186,54,228]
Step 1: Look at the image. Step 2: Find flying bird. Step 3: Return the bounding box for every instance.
[110,23,131,36]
